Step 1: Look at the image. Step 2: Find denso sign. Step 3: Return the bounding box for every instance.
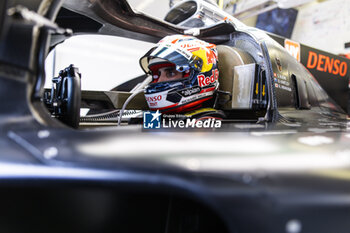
[197,69,219,87]
[306,51,348,77]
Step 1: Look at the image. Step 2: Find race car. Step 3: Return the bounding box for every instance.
[1,0,350,233]
[38,0,348,130]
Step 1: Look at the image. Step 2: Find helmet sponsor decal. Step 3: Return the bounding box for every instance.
[180,93,213,104]
[197,69,219,87]
[146,95,162,102]
[179,87,201,97]
[192,49,213,72]
[174,46,193,60]
[146,95,162,107]
[145,91,182,109]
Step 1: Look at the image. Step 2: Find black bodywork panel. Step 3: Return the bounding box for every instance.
[1,0,350,233]
[271,34,350,114]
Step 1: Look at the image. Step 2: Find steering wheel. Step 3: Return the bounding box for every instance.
[54,65,81,128]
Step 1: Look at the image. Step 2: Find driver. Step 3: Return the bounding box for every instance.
[139,35,220,114]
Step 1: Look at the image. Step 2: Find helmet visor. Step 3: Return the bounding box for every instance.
[140,45,194,74]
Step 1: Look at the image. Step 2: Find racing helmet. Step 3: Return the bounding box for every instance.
[140,34,219,113]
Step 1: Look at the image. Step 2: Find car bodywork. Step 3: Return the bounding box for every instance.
[1,0,350,233]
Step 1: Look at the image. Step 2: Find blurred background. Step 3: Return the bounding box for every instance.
[45,0,350,90]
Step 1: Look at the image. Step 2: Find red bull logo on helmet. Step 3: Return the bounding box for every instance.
[197,69,219,87]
